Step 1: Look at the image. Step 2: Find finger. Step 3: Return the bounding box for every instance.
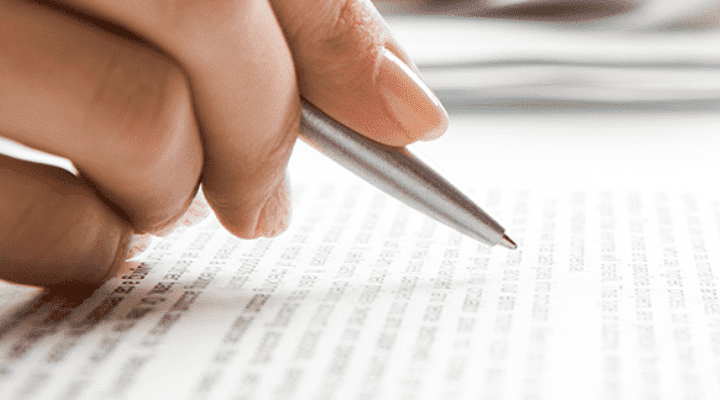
[271,0,450,146]
[0,155,131,287]
[58,0,300,238]
[0,0,203,234]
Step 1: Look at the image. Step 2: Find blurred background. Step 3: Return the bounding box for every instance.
[367,0,720,175]
[374,0,720,111]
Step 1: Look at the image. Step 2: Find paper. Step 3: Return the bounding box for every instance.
[3,110,720,399]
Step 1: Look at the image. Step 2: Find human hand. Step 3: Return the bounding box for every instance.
[0,0,448,287]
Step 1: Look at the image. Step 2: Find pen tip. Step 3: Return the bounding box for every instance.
[498,234,517,250]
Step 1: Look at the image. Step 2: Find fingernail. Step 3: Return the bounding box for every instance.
[155,196,210,237]
[254,173,292,238]
[125,234,152,259]
[377,48,449,141]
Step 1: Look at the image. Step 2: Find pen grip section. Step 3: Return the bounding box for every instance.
[299,99,505,246]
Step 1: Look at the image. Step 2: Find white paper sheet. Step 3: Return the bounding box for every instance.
[3,107,720,400]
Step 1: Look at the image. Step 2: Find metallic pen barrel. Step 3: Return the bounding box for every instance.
[299,100,516,249]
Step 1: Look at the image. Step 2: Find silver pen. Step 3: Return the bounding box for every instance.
[299,99,517,250]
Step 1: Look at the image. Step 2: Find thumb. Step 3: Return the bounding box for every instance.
[271,0,449,146]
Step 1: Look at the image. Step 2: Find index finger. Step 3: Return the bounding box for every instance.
[271,0,449,146]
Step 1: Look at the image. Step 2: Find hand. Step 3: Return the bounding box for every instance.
[0,0,448,287]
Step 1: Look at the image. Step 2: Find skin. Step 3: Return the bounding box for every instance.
[0,0,449,287]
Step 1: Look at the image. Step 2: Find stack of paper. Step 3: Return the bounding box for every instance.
[384,12,720,108]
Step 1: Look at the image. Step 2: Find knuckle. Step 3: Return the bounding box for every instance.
[86,45,202,234]
[163,0,249,37]
[289,0,384,95]
[311,0,382,61]
[89,46,195,172]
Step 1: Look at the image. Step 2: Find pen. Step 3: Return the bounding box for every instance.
[299,99,517,250]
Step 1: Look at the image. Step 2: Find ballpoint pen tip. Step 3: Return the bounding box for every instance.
[499,234,517,250]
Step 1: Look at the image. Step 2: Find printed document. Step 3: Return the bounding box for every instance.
[2,111,720,399]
